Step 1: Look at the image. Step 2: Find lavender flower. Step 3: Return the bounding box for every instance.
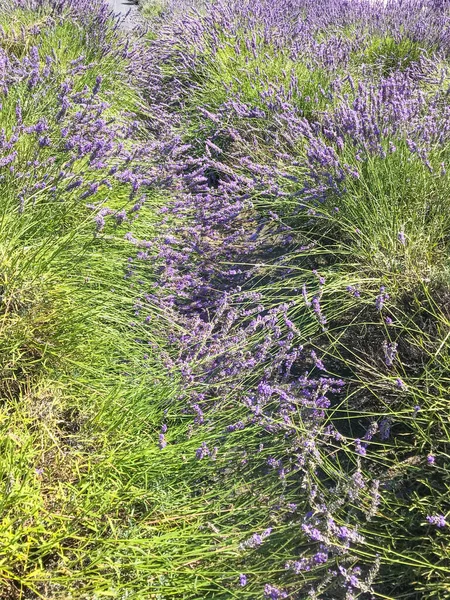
[375,287,390,311]
[195,442,211,460]
[93,75,102,95]
[379,418,392,440]
[354,439,367,457]
[310,350,326,371]
[264,584,288,599]
[346,285,360,298]
[397,231,406,245]
[312,295,327,326]
[426,514,447,528]
[396,378,406,389]
[382,341,398,367]
[241,528,272,549]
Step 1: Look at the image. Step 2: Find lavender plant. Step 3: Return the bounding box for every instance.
[0,1,189,597]
[130,0,450,596]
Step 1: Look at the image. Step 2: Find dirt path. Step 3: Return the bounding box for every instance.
[107,0,139,29]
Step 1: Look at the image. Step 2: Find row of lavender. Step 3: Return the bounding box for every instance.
[131,0,450,597]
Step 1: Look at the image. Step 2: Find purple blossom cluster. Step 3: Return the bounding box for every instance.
[426,514,447,527]
[1,1,171,241]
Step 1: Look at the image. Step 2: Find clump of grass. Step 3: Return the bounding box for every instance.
[139,0,168,19]
[192,34,330,114]
[361,34,427,75]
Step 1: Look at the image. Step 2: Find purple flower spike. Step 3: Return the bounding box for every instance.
[396,378,406,389]
[195,442,210,460]
[382,341,398,367]
[398,231,406,245]
[376,287,390,311]
[355,439,367,457]
[426,514,447,528]
[93,75,103,95]
[264,584,288,599]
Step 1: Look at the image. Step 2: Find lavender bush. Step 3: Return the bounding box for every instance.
[0,1,183,596]
[130,0,450,596]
